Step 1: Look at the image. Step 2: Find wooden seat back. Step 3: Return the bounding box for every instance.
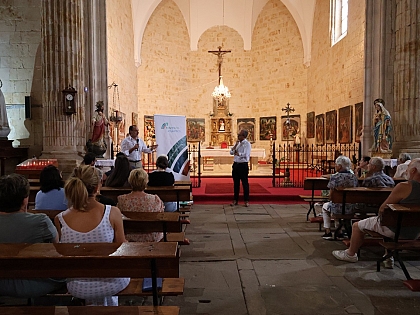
[330,187,392,205]
[303,177,329,191]
[381,205,420,228]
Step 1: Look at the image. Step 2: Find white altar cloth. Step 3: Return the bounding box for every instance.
[200,148,266,159]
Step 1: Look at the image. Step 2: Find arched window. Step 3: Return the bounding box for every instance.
[331,0,348,46]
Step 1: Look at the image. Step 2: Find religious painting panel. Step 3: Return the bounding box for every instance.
[237,118,255,143]
[325,110,337,144]
[315,114,324,145]
[144,115,155,143]
[307,111,315,138]
[338,105,352,143]
[186,118,205,142]
[281,115,300,141]
[132,112,138,127]
[117,111,126,146]
[260,116,276,140]
[354,102,363,143]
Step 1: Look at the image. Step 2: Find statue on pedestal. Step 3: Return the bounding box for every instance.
[86,101,108,157]
[371,99,392,155]
[0,81,11,139]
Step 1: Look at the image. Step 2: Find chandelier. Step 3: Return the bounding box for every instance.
[212,76,231,103]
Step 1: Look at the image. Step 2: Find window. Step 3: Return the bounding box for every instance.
[331,0,348,45]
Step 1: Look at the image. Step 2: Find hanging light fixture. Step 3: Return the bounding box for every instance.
[212,76,231,103]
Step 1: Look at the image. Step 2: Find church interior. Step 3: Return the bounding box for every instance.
[1,0,420,314]
[1,0,418,175]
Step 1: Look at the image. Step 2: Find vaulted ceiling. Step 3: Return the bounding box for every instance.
[131,0,316,66]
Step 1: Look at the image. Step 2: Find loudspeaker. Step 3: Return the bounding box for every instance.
[25,96,31,119]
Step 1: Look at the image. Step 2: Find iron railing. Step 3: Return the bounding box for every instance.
[187,142,360,188]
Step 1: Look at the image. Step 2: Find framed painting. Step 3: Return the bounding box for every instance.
[144,115,155,142]
[237,118,255,143]
[259,116,277,140]
[307,111,315,138]
[187,118,205,142]
[281,115,300,141]
[132,112,138,127]
[338,105,352,143]
[325,110,337,144]
[354,102,363,143]
[315,114,324,145]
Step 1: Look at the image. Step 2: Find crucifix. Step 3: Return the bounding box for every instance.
[208,46,231,83]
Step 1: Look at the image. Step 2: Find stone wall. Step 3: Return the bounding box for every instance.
[106,0,137,139]
[137,0,190,135]
[0,0,42,154]
[137,0,307,153]
[307,0,365,145]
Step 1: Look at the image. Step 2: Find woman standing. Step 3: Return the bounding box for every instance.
[54,166,129,306]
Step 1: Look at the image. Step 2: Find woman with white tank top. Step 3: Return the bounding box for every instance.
[54,165,129,306]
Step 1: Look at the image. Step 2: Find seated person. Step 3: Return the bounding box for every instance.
[35,165,68,210]
[148,155,177,212]
[361,157,395,188]
[55,166,129,306]
[81,152,97,166]
[102,152,131,183]
[0,174,65,298]
[394,153,411,179]
[117,168,164,242]
[355,156,371,178]
[104,154,131,187]
[322,156,358,240]
[333,158,420,268]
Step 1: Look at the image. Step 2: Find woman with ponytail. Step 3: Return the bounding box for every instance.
[54,165,129,306]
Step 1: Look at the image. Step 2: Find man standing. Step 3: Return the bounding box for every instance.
[121,125,157,169]
[230,129,251,207]
[332,158,420,267]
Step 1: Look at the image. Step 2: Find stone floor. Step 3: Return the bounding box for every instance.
[2,203,420,314]
[166,203,420,315]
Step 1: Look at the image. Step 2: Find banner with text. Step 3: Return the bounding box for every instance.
[154,114,189,181]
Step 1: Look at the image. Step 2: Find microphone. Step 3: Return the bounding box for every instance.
[136,139,139,151]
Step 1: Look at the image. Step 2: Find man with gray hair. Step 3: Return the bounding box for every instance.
[362,157,395,188]
[394,153,411,179]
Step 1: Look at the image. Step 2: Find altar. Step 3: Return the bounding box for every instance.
[197,148,266,172]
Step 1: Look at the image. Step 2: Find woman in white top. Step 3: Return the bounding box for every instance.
[54,165,129,306]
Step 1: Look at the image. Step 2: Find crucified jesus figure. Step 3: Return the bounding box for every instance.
[208,46,231,79]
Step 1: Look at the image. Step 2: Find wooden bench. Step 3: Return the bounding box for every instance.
[301,177,329,220]
[330,187,393,239]
[0,242,180,307]
[30,210,184,243]
[1,305,180,314]
[377,204,420,286]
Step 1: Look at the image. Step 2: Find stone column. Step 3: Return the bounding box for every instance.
[41,0,109,175]
[362,0,393,156]
[391,0,420,156]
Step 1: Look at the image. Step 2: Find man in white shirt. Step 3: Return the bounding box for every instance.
[230,129,251,207]
[394,153,411,179]
[121,125,157,169]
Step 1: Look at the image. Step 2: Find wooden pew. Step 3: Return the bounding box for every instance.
[29,210,182,243]
[330,187,393,239]
[301,177,329,221]
[377,204,420,286]
[1,305,180,315]
[0,242,179,308]
[100,186,191,211]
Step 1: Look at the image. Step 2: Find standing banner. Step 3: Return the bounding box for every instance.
[154,114,190,181]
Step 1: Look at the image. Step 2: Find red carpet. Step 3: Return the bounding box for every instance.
[192,177,305,204]
[205,183,269,194]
